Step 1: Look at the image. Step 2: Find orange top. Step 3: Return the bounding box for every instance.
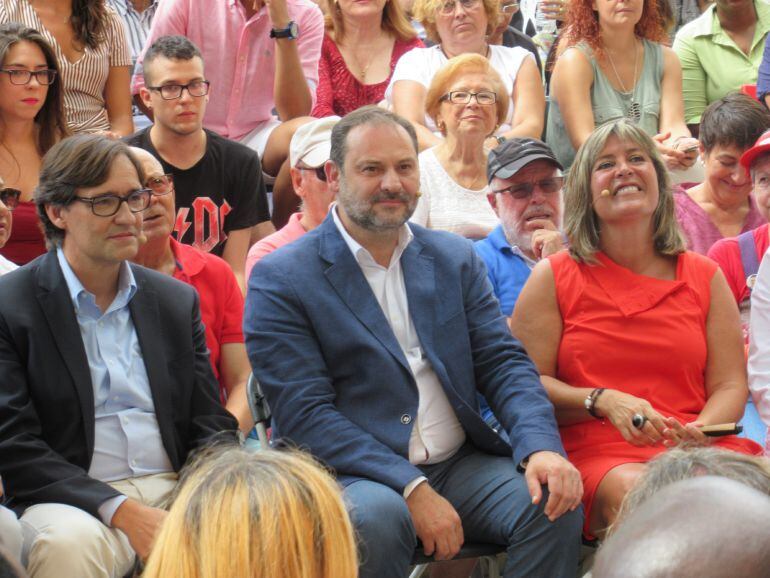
[548,250,762,529]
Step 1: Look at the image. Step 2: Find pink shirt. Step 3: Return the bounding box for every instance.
[132,0,324,140]
[245,212,307,280]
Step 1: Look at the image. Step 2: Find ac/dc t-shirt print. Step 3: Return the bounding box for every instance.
[127,128,270,256]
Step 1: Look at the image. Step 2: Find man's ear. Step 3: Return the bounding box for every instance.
[139,86,152,110]
[487,192,499,215]
[45,204,67,232]
[289,166,305,198]
[326,161,341,194]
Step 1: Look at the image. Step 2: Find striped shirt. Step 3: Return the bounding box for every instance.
[106,0,158,62]
[0,0,132,133]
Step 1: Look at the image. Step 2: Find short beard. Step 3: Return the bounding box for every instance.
[338,179,417,232]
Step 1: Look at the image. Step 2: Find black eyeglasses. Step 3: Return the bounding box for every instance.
[147,80,211,100]
[0,187,21,210]
[0,68,57,85]
[491,177,564,199]
[441,91,497,105]
[145,174,174,196]
[299,166,327,182]
[73,189,152,217]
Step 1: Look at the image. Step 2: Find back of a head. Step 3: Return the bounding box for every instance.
[142,445,358,578]
[593,476,770,578]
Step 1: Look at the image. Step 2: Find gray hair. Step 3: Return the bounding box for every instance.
[564,119,686,264]
[610,446,770,536]
[750,151,770,182]
[35,135,145,246]
[329,106,418,173]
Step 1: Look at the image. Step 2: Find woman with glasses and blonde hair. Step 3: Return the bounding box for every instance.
[0,23,69,265]
[410,53,508,239]
[386,0,543,150]
[311,0,423,117]
[142,445,358,578]
[128,147,253,435]
[511,119,762,540]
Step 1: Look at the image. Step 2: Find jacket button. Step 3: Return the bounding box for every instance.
[401,414,412,425]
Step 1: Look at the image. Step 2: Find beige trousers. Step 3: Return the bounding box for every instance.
[21,472,177,578]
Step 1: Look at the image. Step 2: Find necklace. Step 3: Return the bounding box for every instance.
[606,39,641,123]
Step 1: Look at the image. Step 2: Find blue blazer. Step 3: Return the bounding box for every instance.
[244,215,564,493]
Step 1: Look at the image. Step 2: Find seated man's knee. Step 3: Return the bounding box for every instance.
[24,505,129,575]
[346,481,415,541]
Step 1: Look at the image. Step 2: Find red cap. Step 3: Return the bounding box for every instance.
[740,129,770,171]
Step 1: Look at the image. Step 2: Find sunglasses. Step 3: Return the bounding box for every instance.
[299,166,327,182]
[0,187,21,210]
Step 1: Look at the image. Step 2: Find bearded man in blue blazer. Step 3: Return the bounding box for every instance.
[245,107,583,578]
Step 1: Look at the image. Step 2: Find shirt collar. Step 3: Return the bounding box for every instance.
[487,225,537,268]
[690,2,770,38]
[56,247,138,314]
[331,203,413,268]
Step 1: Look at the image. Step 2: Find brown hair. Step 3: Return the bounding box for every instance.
[425,53,509,134]
[324,0,416,43]
[35,135,145,246]
[699,92,770,153]
[70,0,108,51]
[0,23,69,155]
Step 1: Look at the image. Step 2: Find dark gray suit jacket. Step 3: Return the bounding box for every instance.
[0,250,238,517]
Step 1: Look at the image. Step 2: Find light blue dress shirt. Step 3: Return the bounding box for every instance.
[56,249,173,523]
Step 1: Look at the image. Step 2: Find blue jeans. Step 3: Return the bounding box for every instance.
[344,445,583,578]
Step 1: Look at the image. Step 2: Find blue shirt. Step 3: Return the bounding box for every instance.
[474,226,537,427]
[474,225,535,317]
[56,249,173,522]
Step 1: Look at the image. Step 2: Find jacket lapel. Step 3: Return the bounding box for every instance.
[401,236,436,355]
[319,219,411,373]
[35,251,96,454]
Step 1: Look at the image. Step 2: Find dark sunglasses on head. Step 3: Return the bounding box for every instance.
[299,166,327,182]
[0,187,21,210]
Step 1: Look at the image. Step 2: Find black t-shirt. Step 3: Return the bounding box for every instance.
[126,128,270,257]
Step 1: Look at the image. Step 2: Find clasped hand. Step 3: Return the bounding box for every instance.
[594,390,711,447]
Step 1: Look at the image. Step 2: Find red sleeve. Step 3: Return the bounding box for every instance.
[311,35,336,118]
[220,262,245,345]
[707,238,745,305]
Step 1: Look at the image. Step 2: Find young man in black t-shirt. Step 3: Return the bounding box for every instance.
[126,35,274,291]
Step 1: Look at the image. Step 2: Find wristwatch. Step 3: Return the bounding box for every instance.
[270,21,299,40]
[495,135,507,145]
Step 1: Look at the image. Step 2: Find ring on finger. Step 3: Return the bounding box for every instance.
[632,413,647,429]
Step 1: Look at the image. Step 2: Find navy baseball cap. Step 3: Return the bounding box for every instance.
[487,138,563,183]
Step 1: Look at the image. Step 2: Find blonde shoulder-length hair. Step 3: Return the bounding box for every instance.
[324,0,416,43]
[564,119,686,264]
[142,445,358,578]
[425,53,509,135]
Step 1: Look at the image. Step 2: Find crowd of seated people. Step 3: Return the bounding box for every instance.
[4,0,770,577]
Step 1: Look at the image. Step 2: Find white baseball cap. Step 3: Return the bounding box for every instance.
[290,116,341,168]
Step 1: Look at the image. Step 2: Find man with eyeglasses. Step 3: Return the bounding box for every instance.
[476,138,565,318]
[244,116,338,280]
[127,35,274,293]
[0,135,238,578]
[0,176,20,276]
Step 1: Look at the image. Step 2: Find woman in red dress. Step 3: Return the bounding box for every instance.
[311,0,422,118]
[511,118,762,539]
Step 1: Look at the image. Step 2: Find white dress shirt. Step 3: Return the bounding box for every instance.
[749,247,770,455]
[332,207,466,478]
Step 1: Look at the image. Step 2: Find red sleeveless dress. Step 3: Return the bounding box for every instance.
[548,250,762,531]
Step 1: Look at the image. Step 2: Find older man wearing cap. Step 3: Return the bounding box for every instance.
[245,117,339,281]
[129,147,253,434]
[476,138,565,318]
